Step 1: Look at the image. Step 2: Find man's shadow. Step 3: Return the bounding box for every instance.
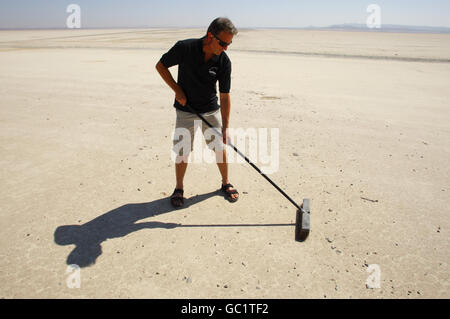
[54,190,295,268]
[54,190,219,268]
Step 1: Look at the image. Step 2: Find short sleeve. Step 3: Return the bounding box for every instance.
[218,59,231,93]
[160,41,185,68]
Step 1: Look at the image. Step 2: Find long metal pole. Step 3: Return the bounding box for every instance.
[187,106,302,211]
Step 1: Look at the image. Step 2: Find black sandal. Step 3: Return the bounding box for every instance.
[170,188,184,208]
[221,183,239,203]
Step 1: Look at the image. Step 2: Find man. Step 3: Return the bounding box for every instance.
[156,17,239,208]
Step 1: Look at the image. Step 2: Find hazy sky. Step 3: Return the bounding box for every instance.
[1,0,449,29]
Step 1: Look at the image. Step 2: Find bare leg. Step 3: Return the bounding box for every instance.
[175,155,189,190]
[215,149,239,200]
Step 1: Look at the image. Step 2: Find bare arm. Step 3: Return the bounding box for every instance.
[220,92,231,143]
[155,61,186,106]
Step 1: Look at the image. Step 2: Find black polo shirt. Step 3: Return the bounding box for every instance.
[159,36,232,114]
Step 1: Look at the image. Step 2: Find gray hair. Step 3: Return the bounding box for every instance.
[207,17,238,36]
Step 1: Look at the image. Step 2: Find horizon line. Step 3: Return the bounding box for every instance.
[1,23,450,30]
[2,24,450,35]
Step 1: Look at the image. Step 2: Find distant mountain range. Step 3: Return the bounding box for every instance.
[307,23,450,34]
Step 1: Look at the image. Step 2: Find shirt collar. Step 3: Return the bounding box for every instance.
[199,36,220,64]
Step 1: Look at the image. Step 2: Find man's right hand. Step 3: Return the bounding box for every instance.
[175,87,187,107]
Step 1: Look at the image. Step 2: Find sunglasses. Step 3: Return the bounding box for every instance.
[212,33,232,47]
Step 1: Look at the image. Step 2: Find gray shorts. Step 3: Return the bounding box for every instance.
[172,109,224,156]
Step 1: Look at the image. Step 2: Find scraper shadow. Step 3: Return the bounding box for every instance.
[54,190,219,268]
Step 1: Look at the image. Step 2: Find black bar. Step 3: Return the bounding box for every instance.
[2,299,447,317]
